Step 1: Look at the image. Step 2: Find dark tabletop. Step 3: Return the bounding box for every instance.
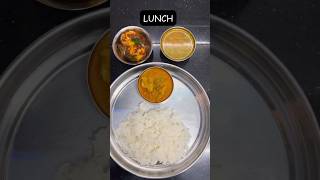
[0,0,319,122]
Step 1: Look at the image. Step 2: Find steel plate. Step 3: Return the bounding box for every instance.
[110,62,210,178]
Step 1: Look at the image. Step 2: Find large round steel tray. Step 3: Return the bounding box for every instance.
[212,16,320,180]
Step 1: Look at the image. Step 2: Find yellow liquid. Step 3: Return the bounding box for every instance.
[161,28,195,61]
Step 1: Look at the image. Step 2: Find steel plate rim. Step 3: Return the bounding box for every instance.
[212,15,320,179]
[0,8,109,87]
[212,14,320,139]
[212,15,318,131]
[0,8,109,143]
[36,0,107,11]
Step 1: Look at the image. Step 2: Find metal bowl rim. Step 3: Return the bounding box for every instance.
[36,0,107,11]
[160,26,197,62]
[112,26,153,66]
[137,66,174,103]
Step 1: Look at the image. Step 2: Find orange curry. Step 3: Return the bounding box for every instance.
[118,30,149,62]
[138,67,174,103]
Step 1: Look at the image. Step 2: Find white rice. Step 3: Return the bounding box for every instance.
[115,103,191,166]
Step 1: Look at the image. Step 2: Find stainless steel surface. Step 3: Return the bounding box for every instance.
[112,26,153,65]
[212,16,320,180]
[0,8,319,180]
[110,62,210,179]
[36,0,107,10]
[0,9,108,179]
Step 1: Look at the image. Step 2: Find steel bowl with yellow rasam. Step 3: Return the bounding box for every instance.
[160,27,196,62]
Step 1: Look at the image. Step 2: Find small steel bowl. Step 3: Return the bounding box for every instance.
[137,66,174,104]
[112,26,153,65]
[160,26,196,62]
